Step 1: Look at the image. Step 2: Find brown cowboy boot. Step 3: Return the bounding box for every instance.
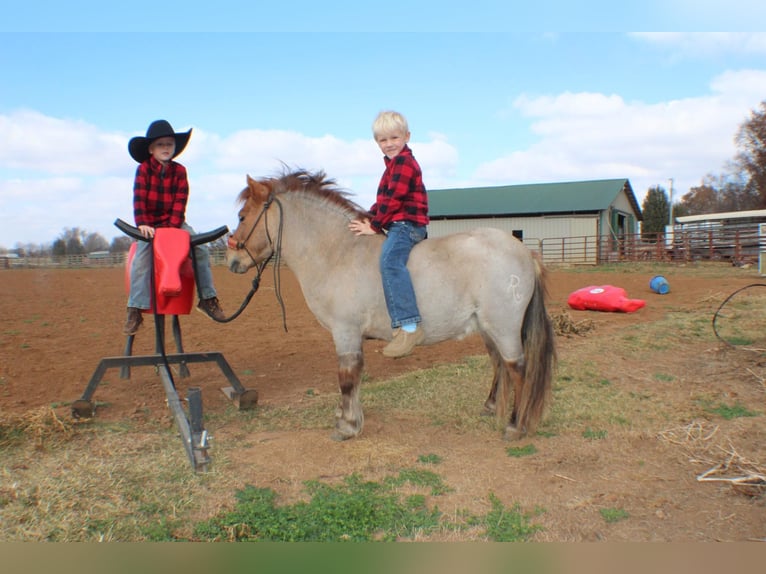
[197,297,225,321]
[123,307,143,335]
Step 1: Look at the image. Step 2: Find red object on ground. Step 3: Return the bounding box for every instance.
[567,285,646,313]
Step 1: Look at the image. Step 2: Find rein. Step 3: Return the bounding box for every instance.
[211,193,288,330]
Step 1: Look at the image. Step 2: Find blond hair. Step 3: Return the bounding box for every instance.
[372,110,410,139]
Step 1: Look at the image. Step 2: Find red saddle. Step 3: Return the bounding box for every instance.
[125,227,195,315]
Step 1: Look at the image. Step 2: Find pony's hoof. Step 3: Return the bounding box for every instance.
[481,401,496,417]
[503,425,526,441]
[330,430,353,442]
[332,419,361,441]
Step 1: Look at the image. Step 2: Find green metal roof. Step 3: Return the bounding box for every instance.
[428,178,642,220]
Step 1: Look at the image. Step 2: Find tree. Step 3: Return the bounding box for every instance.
[641,185,669,238]
[735,100,766,206]
[110,236,133,253]
[678,172,760,215]
[83,232,109,253]
[679,180,721,215]
[51,238,66,257]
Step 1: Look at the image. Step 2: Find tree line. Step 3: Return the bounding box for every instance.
[641,99,766,236]
[5,228,228,258]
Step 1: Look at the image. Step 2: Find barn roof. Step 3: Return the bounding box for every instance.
[428,178,642,220]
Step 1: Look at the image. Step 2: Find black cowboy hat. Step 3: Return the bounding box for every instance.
[128,119,192,163]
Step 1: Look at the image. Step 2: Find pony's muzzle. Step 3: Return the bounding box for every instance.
[227,236,243,250]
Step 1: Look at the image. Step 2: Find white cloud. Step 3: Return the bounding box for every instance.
[0,110,132,176]
[2,67,765,247]
[474,69,766,203]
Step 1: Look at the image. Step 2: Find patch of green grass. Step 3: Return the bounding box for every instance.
[706,402,758,420]
[475,493,544,542]
[194,476,542,543]
[193,473,442,542]
[386,468,451,495]
[726,336,755,346]
[600,507,630,523]
[582,427,608,440]
[417,453,442,464]
[506,444,537,458]
[653,373,674,382]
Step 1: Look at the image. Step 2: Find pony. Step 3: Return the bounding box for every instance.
[226,169,556,441]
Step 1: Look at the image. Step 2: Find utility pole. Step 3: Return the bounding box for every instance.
[668,178,674,228]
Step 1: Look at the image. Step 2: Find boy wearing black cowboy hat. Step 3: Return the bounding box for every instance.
[124,119,225,335]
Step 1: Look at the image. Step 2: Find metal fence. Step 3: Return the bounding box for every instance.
[3,223,765,269]
[2,249,231,269]
[519,222,765,265]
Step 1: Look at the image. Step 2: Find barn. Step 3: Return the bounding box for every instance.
[427,178,643,264]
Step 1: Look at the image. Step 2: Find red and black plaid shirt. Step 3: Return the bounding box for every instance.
[368,145,429,232]
[132,156,189,228]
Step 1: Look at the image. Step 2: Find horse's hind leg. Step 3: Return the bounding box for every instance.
[332,351,365,441]
[482,334,527,439]
[482,342,505,416]
[504,361,526,441]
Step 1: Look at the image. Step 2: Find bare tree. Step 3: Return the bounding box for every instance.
[735,100,766,206]
[83,232,109,253]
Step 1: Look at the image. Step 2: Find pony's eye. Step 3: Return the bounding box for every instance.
[238,215,244,222]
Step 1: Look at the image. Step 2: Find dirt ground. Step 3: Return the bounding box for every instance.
[1,263,764,541]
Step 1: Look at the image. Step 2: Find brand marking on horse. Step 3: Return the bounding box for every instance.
[508,274,522,301]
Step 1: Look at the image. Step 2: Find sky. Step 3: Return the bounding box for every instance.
[2,3,766,249]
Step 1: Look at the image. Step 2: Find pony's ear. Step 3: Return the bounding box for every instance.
[246,175,270,201]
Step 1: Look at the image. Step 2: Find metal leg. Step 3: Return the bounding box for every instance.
[172,315,191,378]
[187,387,210,471]
[121,334,135,379]
[158,367,209,472]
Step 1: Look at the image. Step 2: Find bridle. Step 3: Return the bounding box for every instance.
[220,192,288,330]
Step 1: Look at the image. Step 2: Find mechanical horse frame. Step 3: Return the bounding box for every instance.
[71,219,258,472]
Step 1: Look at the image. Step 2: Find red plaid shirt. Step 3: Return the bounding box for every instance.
[132,156,189,228]
[368,145,429,232]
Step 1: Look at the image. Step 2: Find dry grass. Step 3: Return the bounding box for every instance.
[658,420,766,497]
[2,263,765,541]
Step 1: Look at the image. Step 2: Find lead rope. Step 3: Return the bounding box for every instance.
[194,194,288,330]
[712,282,766,348]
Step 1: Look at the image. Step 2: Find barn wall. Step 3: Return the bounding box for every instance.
[428,215,597,241]
[428,215,599,263]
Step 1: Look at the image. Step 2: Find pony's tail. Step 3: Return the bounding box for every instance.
[517,254,556,434]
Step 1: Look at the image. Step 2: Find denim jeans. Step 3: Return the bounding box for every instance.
[127,222,217,309]
[379,220,427,328]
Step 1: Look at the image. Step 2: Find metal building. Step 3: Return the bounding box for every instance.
[427,178,642,264]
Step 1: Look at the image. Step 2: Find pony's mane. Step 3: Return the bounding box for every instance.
[238,168,369,219]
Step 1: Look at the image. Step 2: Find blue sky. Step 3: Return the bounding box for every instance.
[2,4,766,248]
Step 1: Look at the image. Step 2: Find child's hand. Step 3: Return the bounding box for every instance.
[348,218,375,236]
[138,225,155,238]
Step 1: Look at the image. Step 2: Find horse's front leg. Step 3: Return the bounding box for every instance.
[332,351,365,441]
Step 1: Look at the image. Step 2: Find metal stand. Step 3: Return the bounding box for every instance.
[71,221,258,473]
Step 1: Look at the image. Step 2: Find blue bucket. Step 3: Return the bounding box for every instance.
[649,275,670,294]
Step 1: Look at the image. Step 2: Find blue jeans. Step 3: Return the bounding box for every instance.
[127,222,217,309]
[380,220,427,328]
